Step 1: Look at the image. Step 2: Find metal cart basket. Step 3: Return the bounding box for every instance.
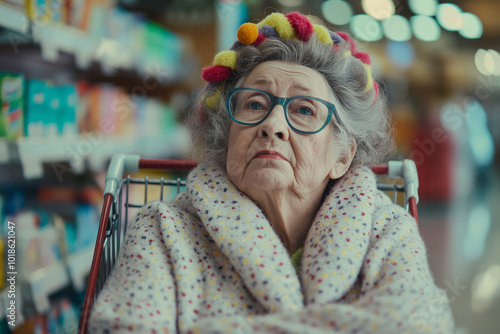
[78,154,419,334]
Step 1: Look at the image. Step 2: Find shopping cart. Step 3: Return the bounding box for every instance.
[77,154,419,334]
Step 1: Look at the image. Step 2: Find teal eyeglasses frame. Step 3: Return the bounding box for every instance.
[226,87,339,135]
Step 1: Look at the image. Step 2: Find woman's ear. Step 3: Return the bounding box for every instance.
[329,141,356,179]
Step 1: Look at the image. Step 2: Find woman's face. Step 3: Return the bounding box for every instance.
[226,61,354,197]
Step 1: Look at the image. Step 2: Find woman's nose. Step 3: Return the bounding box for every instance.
[257,105,289,141]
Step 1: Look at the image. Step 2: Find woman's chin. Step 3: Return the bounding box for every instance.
[245,165,292,192]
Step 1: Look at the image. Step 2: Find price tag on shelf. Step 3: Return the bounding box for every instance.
[0,3,29,34]
[33,23,101,69]
[20,159,44,180]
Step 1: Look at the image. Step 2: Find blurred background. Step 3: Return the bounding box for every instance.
[0,0,498,333]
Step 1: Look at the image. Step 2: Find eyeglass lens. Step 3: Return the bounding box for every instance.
[229,89,330,133]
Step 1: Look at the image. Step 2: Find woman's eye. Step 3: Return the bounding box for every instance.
[296,107,314,116]
[248,101,263,110]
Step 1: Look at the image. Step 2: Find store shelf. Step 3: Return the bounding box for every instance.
[0,3,29,35]
[0,125,191,179]
[66,244,96,292]
[26,244,95,314]
[31,22,186,80]
[31,23,137,74]
[0,6,187,82]
[28,260,70,313]
[32,23,100,70]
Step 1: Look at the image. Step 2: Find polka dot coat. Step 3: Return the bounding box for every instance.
[90,164,454,333]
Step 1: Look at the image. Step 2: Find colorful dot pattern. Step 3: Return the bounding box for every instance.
[90,164,454,333]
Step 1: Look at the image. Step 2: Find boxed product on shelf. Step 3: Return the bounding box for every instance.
[25,0,67,24]
[0,72,24,140]
[139,20,184,77]
[85,84,101,133]
[59,298,79,333]
[23,297,80,334]
[107,7,142,57]
[25,80,78,137]
[74,204,98,251]
[26,0,51,23]
[134,96,177,138]
[109,87,135,137]
[78,83,135,137]
[79,0,115,34]
[25,79,48,137]
[75,80,90,132]
[49,0,66,24]
[57,84,78,135]
[25,78,181,140]
[68,0,85,28]
[98,84,120,136]
[44,83,60,136]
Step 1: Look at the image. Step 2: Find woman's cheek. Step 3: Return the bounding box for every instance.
[293,140,314,170]
[295,140,327,184]
[227,130,253,179]
[226,157,245,179]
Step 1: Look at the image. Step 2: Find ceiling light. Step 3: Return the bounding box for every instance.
[383,15,412,42]
[437,3,464,31]
[362,0,395,21]
[411,15,441,42]
[459,12,483,39]
[409,0,437,16]
[350,14,382,42]
[322,0,353,26]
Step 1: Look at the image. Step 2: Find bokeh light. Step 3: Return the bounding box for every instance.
[411,15,441,42]
[322,0,353,26]
[488,49,500,76]
[465,100,496,168]
[474,49,500,76]
[350,14,382,42]
[382,15,412,42]
[362,0,395,21]
[436,3,464,31]
[386,41,415,68]
[276,0,304,7]
[471,266,500,313]
[462,203,491,261]
[459,12,483,39]
[475,49,489,75]
[408,0,437,16]
[483,52,496,75]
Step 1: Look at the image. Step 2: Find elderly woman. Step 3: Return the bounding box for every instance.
[90,12,454,333]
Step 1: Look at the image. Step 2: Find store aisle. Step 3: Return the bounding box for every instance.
[419,166,500,334]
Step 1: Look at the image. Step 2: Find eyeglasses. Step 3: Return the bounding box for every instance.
[226,88,338,134]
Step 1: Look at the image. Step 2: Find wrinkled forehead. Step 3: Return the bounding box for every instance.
[241,61,333,99]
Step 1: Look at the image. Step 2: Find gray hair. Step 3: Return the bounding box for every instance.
[187,35,395,167]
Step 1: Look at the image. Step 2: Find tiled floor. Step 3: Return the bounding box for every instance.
[419,166,500,333]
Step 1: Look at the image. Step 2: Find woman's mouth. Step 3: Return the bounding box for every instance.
[253,150,287,161]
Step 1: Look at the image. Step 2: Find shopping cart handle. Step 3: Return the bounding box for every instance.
[104,154,140,196]
[388,159,419,205]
